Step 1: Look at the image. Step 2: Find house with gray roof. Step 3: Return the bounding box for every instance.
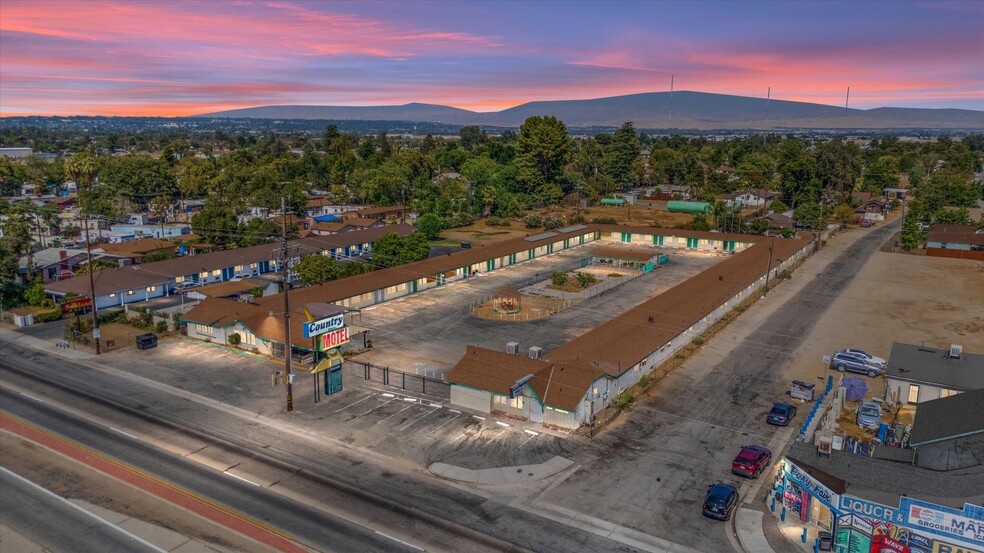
[909,388,984,471]
[884,342,984,405]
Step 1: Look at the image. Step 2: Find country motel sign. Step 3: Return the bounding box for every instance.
[302,305,348,399]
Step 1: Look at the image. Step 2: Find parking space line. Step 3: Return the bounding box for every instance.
[397,407,440,431]
[375,403,417,425]
[354,398,396,417]
[517,434,537,449]
[331,395,373,413]
[426,413,462,436]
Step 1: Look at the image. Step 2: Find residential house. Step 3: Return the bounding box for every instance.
[108,223,190,239]
[718,188,779,209]
[19,248,89,282]
[347,206,411,223]
[882,187,908,201]
[855,196,890,222]
[925,224,984,260]
[310,218,387,236]
[884,342,984,405]
[92,238,178,265]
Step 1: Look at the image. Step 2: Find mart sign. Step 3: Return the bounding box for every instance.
[319,327,349,350]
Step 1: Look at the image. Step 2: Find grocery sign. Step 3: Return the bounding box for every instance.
[303,314,345,338]
[908,503,984,547]
[319,327,350,350]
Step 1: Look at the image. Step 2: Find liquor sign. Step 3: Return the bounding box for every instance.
[319,327,349,350]
[303,314,345,338]
[841,496,904,524]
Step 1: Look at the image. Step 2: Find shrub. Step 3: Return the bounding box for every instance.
[523,214,543,229]
[734,304,747,313]
[250,286,264,298]
[638,374,653,389]
[575,272,597,288]
[445,212,475,228]
[607,272,623,278]
[228,333,242,346]
[567,214,585,225]
[610,391,635,411]
[155,321,168,334]
[691,336,705,346]
[551,272,569,286]
[485,216,512,227]
[777,269,792,280]
[591,217,618,224]
[97,310,126,325]
[35,309,62,323]
[543,216,564,230]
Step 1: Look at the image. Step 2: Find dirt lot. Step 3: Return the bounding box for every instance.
[782,245,984,398]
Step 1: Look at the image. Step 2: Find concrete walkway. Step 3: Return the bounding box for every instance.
[429,455,573,484]
[1,328,95,361]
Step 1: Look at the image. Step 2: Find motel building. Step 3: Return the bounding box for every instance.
[764,457,984,553]
[182,299,359,397]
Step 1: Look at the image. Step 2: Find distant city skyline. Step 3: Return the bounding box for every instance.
[1,0,982,117]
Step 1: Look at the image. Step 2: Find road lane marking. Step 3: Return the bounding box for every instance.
[224,471,261,487]
[472,415,485,421]
[448,409,461,414]
[495,421,510,428]
[1,467,169,553]
[524,429,539,436]
[374,530,423,551]
[381,393,395,398]
[402,397,418,403]
[18,392,44,402]
[110,427,139,440]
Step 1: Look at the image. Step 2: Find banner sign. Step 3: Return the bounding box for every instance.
[785,460,839,511]
[841,496,905,524]
[872,535,910,553]
[304,314,345,338]
[319,327,349,350]
[908,504,984,547]
[61,296,92,313]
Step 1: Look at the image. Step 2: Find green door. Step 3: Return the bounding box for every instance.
[621,232,631,242]
[487,259,494,271]
[653,234,664,245]
[687,237,698,249]
[326,366,343,395]
[509,253,517,265]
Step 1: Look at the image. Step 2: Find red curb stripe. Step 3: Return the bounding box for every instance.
[0,413,309,553]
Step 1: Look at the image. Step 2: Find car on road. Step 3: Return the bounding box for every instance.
[229,272,252,282]
[858,219,874,227]
[831,352,884,377]
[856,400,882,428]
[767,402,797,426]
[731,445,772,478]
[837,349,886,366]
[702,483,739,521]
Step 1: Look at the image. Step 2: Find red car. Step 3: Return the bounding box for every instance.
[732,445,772,478]
[858,219,874,227]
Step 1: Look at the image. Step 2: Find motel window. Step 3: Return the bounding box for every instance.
[195,324,213,335]
[211,270,221,277]
[493,395,524,410]
[127,290,135,295]
[249,263,257,269]
[907,384,920,404]
[239,332,256,346]
[175,276,185,283]
[940,389,959,398]
[109,293,116,298]
[146,286,156,292]
[200,271,208,278]
[235,265,244,271]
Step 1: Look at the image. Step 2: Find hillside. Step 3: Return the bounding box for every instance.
[195,91,984,130]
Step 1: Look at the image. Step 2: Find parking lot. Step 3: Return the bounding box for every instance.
[351,244,725,377]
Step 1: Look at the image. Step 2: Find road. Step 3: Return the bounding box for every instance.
[0,347,642,553]
[538,220,903,552]
[0,466,167,553]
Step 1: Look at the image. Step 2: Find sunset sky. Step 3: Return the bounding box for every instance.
[1,0,982,116]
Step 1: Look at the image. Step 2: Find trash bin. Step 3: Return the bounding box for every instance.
[135,333,158,350]
[791,380,816,401]
[460,241,471,249]
[818,531,833,551]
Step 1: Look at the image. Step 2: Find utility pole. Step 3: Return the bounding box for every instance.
[276,197,297,412]
[815,192,825,253]
[82,204,100,354]
[764,237,775,294]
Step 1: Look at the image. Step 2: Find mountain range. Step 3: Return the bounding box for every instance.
[195,91,984,131]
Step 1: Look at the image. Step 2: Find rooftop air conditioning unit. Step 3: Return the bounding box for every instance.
[529,346,543,360]
[506,342,519,355]
[949,344,962,359]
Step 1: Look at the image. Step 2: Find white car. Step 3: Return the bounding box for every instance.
[173,281,201,291]
[837,349,886,367]
[229,272,252,282]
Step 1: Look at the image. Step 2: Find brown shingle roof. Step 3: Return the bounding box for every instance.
[927,224,984,246]
[181,297,266,328]
[46,224,414,297]
[94,238,176,257]
[447,345,553,396]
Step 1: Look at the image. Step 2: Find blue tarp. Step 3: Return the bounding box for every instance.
[313,215,340,222]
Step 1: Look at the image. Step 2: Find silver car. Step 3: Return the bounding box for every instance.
[857,401,881,428]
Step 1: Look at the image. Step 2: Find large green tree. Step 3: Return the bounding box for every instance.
[514,116,571,193]
[602,122,641,189]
